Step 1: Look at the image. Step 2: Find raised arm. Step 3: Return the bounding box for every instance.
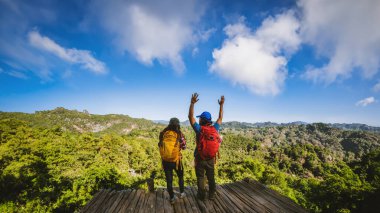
[188,93,199,126]
[216,95,224,125]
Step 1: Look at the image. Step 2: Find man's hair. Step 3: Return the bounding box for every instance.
[199,117,212,126]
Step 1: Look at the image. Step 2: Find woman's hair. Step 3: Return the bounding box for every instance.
[163,117,181,136]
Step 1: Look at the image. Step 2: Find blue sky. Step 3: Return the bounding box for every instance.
[0,0,379,126]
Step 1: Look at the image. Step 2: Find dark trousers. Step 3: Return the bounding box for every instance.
[162,161,184,199]
[195,158,216,198]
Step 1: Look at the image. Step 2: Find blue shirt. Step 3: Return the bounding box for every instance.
[192,122,220,157]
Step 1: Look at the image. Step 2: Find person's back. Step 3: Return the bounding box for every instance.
[158,118,187,204]
[188,93,224,201]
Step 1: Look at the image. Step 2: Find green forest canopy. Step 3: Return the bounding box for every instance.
[0,108,380,212]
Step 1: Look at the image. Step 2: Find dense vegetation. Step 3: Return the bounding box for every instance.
[0,108,379,212]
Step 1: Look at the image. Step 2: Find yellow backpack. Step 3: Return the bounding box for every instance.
[159,130,181,164]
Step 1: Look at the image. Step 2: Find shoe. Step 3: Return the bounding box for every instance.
[209,193,216,201]
[197,193,205,201]
[180,192,186,199]
[170,195,177,204]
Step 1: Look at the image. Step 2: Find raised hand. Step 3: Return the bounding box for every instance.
[191,93,199,104]
[218,95,225,105]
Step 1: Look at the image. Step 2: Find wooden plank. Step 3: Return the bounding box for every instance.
[98,190,118,213]
[114,189,132,213]
[232,182,275,212]
[142,191,156,213]
[134,190,148,213]
[242,180,303,213]
[184,187,201,213]
[189,187,208,213]
[219,184,254,213]
[223,184,259,213]
[107,190,126,213]
[209,198,222,213]
[163,189,175,213]
[172,187,184,213]
[203,199,216,213]
[213,186,239,213]
[87,189,109,212]
[88,189,111,213]
[210,191,228,213]
[244,179,307,213]
[181,189,195,213]
[118,189,137,212]
[174,196,185,213]
[127,189,143,212]
[227,183,268,212]
[107,191,126,213]
[81,189,105,212]
[216,185,247,213]
[81,179,306,213]
[155,189,165,213]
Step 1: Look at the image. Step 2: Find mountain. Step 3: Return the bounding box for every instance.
[222,121,380,133]
[1,107,380,212]
[156,119,380,133]
[0,107,157,134]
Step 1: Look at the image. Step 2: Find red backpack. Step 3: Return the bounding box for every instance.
[197,125,221,160]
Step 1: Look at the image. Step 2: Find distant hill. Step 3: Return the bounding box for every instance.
[222,121,380,133]
[0,107,157,134]
[155,119,380,133]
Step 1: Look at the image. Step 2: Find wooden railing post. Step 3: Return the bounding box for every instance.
[147,171,156,192]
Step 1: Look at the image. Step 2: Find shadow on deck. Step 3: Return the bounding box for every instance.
[81,179,308,213]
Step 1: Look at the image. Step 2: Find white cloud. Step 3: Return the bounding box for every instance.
[210,12,300,96]
[197,28,216,42]
[7,70,28,79]
[300,0,380,83]
[356,97,376,107]
[90,0,207,74]
[0,67,28,79]
[374,81,380,92]
[28,30,107,74]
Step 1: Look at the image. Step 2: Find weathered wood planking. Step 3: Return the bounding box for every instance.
[81,180,308,213]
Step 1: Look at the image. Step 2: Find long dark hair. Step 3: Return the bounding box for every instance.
[160,118,182,141]
[164,123,180,135]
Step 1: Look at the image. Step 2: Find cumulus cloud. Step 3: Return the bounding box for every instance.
[0,0,107,80]
[210,12,301,96]
[300,0,380,83]
[356,97,376,107]
[90,0,207,74]
[28,30,106,74]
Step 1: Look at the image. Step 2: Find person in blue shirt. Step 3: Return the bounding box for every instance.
[188,93,224,201]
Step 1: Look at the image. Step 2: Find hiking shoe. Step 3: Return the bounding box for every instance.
[209,193,216,201]
[170,196,177,204]
[179,192,186,199]
[197,193,205,201]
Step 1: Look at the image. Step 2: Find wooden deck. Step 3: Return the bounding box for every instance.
[81,179,307,213]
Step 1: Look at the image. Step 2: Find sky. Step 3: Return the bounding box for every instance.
[0,0,380,126]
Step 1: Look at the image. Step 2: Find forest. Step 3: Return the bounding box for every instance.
[0,108,379,212]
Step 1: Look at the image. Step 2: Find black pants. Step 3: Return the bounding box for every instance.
[195,158,215,198]
[162,161,184,199]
